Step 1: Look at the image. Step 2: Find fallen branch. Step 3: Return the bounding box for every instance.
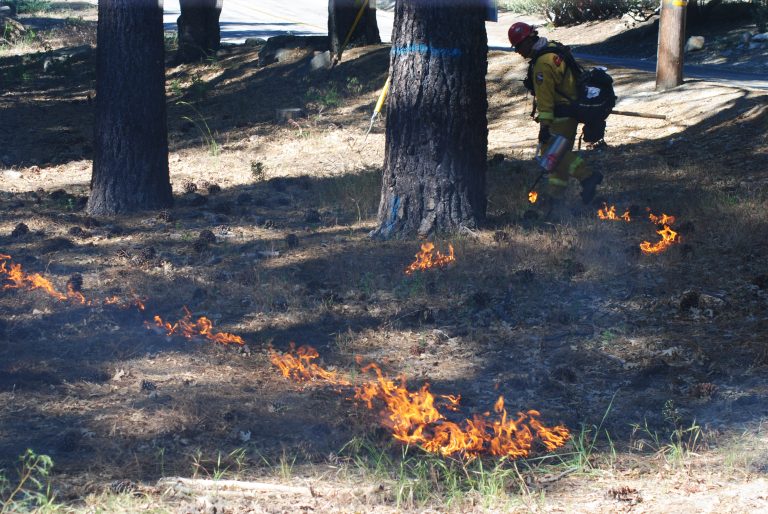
[611,110,667,120]
[157,477,312,496]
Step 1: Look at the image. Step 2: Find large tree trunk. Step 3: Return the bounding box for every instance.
[87,0,172,216]
[329,0,381,60]
[371,0,487,239]
[176,0,223,64]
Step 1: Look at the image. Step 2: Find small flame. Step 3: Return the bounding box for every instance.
[148,307,244,345]
[528,191,538,204]
[2,254,79,302]
[598,203,631,222]
[269,343,350,385]
[640,224,679,254]
[405,243,455,275]
[1,254,147,308]
[271,345,570,460]
[649,212,676,226]
[640,211,680,254]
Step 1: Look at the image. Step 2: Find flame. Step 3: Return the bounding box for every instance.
[640,211,680,254]
[640,224,679,254]
[528,191,538,204]
[2,254,69,301]
[649,212,676,226]
[405,243,455,275]
[148,307,244,345]
[269,343,350,385]
[271,345,569,460]
[1,254,147,308]
[598,203,631,222]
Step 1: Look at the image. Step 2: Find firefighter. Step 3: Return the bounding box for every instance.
[508,21,603,211]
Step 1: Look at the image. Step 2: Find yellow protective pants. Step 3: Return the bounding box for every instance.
[543,118,591,198]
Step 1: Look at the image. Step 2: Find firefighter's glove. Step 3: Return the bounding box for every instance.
[538,124,551,144]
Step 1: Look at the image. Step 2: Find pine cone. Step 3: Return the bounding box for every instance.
[66,273,83,293]
[139,246,157,262]
[181,179,197,194]
[198,230,216,244]
[110,480,136,494]
[156,210,173,222]
[192,239,208,253]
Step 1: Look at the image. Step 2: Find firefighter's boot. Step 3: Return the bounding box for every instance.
[580,171,603,205]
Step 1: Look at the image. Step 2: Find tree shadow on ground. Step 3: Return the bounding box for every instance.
[2,37,767,488]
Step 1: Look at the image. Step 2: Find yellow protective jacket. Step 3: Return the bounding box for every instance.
[530,42,579,126]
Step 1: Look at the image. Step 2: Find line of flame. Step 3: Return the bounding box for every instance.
[269,342,350,385]
[1,254,145,309]
[270,345,570,460]
[597,203,631,222]
[404,243,455,275]
[0,253,239,344]
[148,307,244,345]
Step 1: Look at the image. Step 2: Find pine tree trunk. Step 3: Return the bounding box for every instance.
[371,0,487,240]
[329,0,381,59]
[176,0,223,63]
[87,0,172,216]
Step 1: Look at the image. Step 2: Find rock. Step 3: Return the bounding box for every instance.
[10,222,29,237]
[310,50,331,71]
[679,290,700,311]
[244,37,266,47]
[258,35,328,67]
[684,36,705,53]
[42,45,93,72]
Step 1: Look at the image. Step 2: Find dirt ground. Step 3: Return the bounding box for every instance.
[1,3,767,513]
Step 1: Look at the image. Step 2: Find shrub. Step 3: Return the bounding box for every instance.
[501,0,658,26]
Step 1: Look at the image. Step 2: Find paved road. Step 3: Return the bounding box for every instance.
[162,1,767,90]
[162,0,510,46]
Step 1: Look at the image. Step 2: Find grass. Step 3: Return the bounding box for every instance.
[336,437,555,510]
[190,447,248,480]
[15,0,53,14]
[177,101,221,157]
[630,400,705,469]
[0,449,59,513]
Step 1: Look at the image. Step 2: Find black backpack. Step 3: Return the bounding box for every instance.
[524,43,617,143]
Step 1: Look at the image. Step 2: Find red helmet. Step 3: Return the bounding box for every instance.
[508,22,534,47]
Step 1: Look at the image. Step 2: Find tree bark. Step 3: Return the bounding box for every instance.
[328,0,381,60]
[87,0,172,216]
[176,0,223,64]
[656,0,686,90]
[371,0,487,240]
